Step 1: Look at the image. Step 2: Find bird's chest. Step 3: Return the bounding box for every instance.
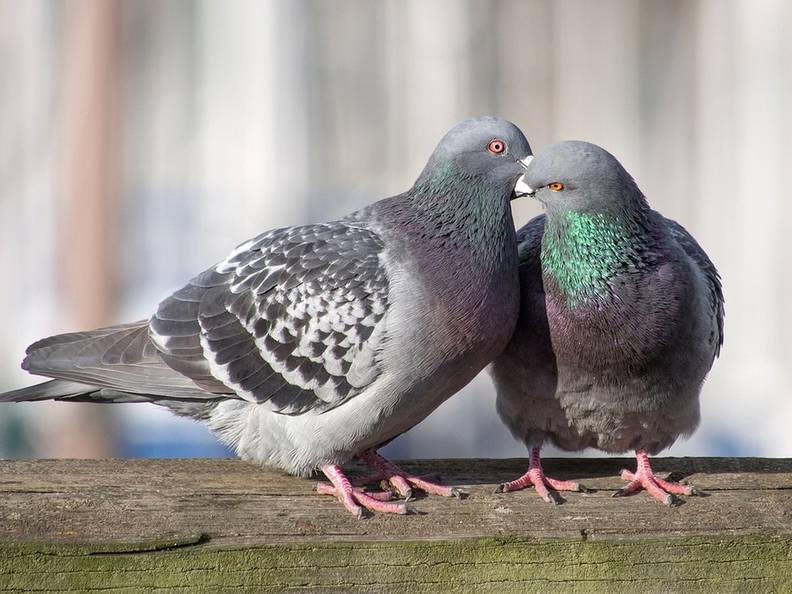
[394,236,519,367]
[441,243,519,351]
[543,262,685,372]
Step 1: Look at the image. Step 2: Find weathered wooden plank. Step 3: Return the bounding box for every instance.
[1,535,790,593]
[1,458,790,545]
[0,458,790,592]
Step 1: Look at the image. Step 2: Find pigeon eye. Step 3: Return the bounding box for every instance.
[487,139,506,155]
[548,182,565,191]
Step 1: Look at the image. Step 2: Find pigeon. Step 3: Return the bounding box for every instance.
[489,140,724,505]
[2,117,533,517]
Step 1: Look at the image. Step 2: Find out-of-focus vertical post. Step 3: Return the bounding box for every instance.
[43,0,121,457]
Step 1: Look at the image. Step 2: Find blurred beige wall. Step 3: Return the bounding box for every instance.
[0,0,789,458]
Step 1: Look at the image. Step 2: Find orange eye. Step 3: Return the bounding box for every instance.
[487,139,506,155]
[548,182,565,191]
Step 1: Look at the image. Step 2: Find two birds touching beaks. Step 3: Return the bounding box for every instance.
[1,117,723,517]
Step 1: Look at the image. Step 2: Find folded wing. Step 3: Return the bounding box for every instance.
[150,221,390,414]
[15,222,391,415]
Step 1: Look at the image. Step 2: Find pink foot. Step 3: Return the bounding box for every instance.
[613,450,700,505]
[358,450,464,500]
[318,464,409,518]
[496,448,586,505]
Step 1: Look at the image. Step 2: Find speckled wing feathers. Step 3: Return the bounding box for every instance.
[149,222,389,414]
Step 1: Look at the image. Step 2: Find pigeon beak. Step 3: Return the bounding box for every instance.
[514,176,534,197]
[512,156,534,199]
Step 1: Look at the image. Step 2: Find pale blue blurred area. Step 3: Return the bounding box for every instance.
[0,0,790,462]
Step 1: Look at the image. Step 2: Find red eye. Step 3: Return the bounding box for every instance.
[487,139,506,155]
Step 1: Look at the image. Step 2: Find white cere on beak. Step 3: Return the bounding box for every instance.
[514,174,534,197]
[513,155,534,197]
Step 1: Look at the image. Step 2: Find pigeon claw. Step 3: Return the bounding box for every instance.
[496,448,582,504]
[320,464,409,517]
[316,482,408,517]
[496,468,577,504]
[359,450,463,499]
[546,489,564,506]
[612,487,629,498]
[379,475,413,500]
[615,451,700,505]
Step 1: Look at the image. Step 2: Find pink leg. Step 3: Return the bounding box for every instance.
[316,483,394,501]
[613,450,699,505]
[318,464,409,518]
[496,447,585,505]
[351,471,441,488]
[358,450,463,500]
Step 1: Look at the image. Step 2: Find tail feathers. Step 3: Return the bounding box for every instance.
[21,321,154,375]
[19,321,225,399]
[0,378,222,416]
[1,379,220,422]
[24,322,141,356]
[0,379,89,402]
[0,379,148,403]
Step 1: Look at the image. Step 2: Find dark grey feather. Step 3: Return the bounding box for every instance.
[663,217,724,357]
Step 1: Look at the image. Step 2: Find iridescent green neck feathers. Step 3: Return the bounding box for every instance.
[541,211,640,307]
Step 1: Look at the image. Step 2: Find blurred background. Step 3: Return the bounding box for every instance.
[0,0,789,461]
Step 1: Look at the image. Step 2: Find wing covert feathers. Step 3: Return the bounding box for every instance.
[150,222,390,414]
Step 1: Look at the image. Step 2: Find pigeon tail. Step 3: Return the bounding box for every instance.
[0,379,218,422]
[18,320,226,400]
[0,379,99,403]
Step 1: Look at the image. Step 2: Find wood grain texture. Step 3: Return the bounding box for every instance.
[0,458,790,592]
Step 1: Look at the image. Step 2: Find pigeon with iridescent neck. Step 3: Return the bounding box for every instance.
[489,140,723,505]
[1,117,533,517]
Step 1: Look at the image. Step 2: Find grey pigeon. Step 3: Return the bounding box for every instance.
[2,117,532,517]
[489,140,723,505]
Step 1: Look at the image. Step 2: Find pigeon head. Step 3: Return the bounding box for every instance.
[417,117,532,196]
[521,141,646,215]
